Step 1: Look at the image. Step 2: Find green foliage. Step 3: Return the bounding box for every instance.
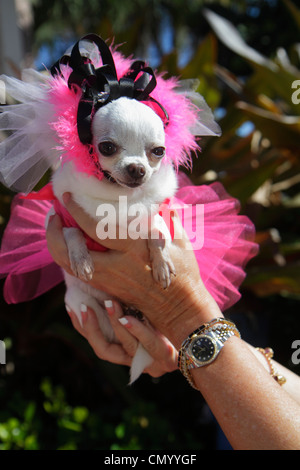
[30,0,298,74]
[0,400,39,450]
[197,8,300,300]
[0,374,203,450]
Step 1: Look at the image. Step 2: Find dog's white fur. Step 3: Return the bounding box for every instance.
[51,97,178,383]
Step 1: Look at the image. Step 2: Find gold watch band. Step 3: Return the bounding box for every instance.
[178,317,240,390]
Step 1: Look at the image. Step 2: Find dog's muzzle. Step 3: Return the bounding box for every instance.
[103,164,146,188]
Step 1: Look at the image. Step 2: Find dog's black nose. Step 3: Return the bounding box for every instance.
[126,163,146,180]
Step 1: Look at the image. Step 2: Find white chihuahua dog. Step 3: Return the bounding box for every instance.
[51,96,178,383]
[0,35,220,383]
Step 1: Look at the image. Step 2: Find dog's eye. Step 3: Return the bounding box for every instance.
[98,141,117,157]
[151,146,165,158]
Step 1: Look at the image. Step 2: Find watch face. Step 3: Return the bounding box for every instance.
[190,335,216,364]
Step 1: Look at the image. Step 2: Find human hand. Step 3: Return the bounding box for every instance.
[66,300,178,377]
[46,193,222,348]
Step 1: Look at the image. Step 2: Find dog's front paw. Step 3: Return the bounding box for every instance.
[148,219,176,289]
[70,250,94,281]
[63,227,94,281]
[151,250,176,289]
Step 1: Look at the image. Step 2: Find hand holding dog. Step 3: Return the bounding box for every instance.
[47,194,300,450]
[47,193,223,351]
[66,300,178,378]
[46,198,182,377]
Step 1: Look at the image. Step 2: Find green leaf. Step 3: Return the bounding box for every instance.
[181,33,217,79]
[24,402,36,424]
[283,0,300,30]
[115,423,125,439]
[72,406,89,424]
[226,158,283,204]
[203,9,276,70]
[245,263,300,297]
[59,419,82,432]
[236,101,300,148]
[245,63,300,113]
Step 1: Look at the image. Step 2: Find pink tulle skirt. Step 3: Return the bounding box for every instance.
[0,174,258,310]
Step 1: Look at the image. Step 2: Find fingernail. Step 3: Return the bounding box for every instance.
[80,303,88,325]
[65,304,71,314]
[104,300,114,315]
[118,317,130,327]
[62,192,71,205]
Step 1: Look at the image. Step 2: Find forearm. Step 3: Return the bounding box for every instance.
[190,336,300,450]
[160,295,300,450]
[248,343,300,405]
[46,209,300,449]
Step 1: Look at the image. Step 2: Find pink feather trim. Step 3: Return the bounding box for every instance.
[47,47,200,177]
[47,71,103,179]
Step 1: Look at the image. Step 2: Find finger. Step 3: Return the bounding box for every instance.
[65,304,88,339]
[66,304,132,366]
[117,315,178,371]
[80,305,132,365]
[104,300,139,357]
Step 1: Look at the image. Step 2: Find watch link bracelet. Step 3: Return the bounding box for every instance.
[178,317,241,390]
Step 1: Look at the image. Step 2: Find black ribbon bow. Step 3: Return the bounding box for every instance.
[51,34,169,145]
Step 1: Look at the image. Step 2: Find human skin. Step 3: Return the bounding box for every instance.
[46,193,300,450]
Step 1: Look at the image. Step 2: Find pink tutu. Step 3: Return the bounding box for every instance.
[0,174,258,310]
[0,195,64,303]
[171,173,258,310]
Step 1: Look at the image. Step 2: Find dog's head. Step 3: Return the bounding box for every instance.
[92,97,166,189]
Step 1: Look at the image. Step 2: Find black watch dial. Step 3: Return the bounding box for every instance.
[191,335,216,363]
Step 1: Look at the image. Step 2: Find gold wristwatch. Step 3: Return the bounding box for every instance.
[178,317,240,389]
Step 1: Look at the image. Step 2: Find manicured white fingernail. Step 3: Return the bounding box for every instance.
[80,303,87,313]
[118,317,129,326]
[77,312,83,327]
[104,300,113,309]
[65,304,71,313]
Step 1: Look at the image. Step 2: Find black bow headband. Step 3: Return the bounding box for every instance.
[51,34,169,145]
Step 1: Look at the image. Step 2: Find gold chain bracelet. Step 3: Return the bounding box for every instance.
[256,347,286,386]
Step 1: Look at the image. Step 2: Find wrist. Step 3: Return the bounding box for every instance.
[178,318,241,390]
[163,292,224,350]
